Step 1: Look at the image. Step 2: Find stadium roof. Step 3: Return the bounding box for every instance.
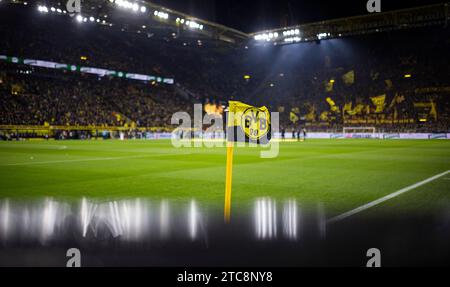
[4,1,450,46]
[250,2,450,45]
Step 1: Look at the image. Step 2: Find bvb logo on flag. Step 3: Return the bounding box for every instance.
[241,107,269,140]
[227,101,271,144]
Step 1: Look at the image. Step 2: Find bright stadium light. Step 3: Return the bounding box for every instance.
[140,6,146,13]
[37,5,49,13]
[154,10,169,20]
[50,7,56,12]
[187,21,201,29]
[284,36,301,43]
[254,32,279,41]
[89,16,95,22]
[56,8,62,13]
[132,3,139,12]
[317,33,328,40]
[283,29,300,36]
[76,14,83,22]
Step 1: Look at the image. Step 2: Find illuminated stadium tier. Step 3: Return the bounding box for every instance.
[0,1,449,133]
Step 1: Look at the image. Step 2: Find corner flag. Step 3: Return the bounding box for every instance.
[227,101,271,144]
[224,101,271,222]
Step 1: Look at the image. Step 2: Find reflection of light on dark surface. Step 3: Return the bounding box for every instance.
[282,199,298,240]
[1,199,9,240]
[86,199,151,240]
[40,199,71,243]
[189,200,198,240]
[317,203,326,239]
[0,198,326,245]
[80,197,97,237]
[159,200,170,238]
[0,198,208,244]
[255,198,277,239]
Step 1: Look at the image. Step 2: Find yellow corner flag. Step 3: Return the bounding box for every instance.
[224,101,271,222]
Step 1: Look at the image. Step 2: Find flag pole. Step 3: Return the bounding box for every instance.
[224,141,234,223]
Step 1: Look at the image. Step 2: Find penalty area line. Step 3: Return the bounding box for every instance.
[327,169,450,224]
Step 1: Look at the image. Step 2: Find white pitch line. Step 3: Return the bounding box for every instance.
[3,153,190,166]
[327,170,450,224]
[4,155,147,166]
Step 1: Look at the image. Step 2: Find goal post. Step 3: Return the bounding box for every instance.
[342,127,380,139]
[343,127,376,135]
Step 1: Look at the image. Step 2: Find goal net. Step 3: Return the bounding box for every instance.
[343,127,376,137]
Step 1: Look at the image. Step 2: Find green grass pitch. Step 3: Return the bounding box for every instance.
[0,139,449,217]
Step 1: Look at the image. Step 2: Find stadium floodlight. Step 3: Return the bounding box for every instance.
[283,29,300,37]
[154,10,169,20]
[83,17,88,22]
[76,14,83,22]
[115,0,140,12]
[284,37,301,43]
[56,8,62,13]
[317,33,328,40]
[189,21,200,29]
[254,32,279,41]
[37,5,49,13]
[177,18,203,30]
[140,6,146,13]
[50,7,56,12]
[89,16,95,22]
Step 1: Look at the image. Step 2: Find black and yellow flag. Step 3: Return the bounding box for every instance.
[342,70,355,85]
[227,101,271,144]
[290,111,299,124]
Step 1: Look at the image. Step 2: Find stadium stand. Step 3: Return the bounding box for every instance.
[0,2,449,138]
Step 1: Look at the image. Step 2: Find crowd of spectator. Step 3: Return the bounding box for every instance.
[0,5,449,134]
[0,63,190,128]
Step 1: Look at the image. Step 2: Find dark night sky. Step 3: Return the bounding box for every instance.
[148,0,446,32]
